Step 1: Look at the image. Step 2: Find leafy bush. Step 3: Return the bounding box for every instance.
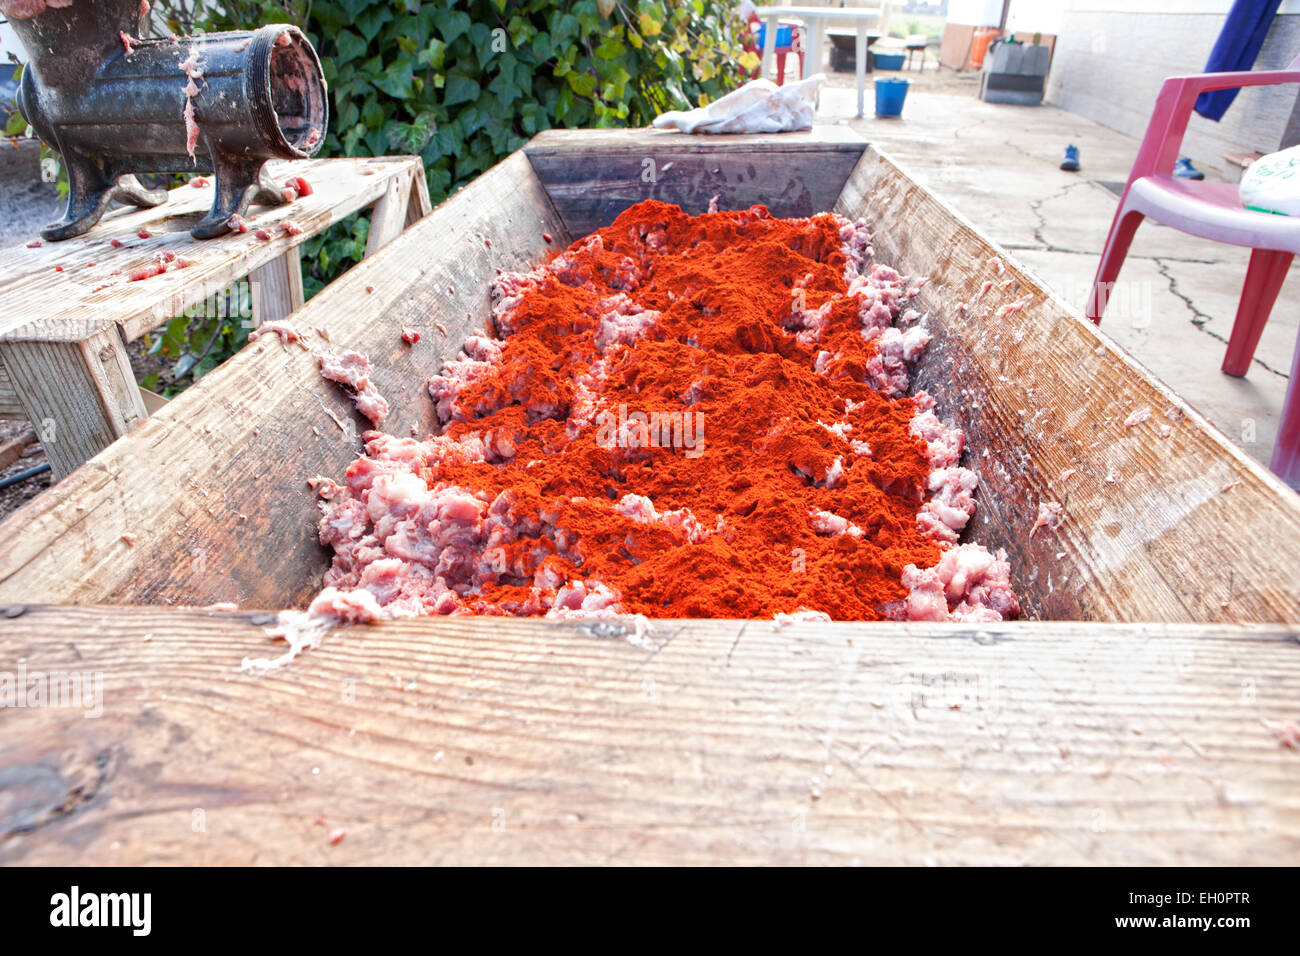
[197,0,753,295]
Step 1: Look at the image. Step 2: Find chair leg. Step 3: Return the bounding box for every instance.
[1271,323,1300,489]
[798,51,806,78]
[776,51,786,86]
[1222,249,1293,377]
[1087,206,1144,324]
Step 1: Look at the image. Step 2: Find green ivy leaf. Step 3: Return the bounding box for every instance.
[567,71,597,97]
[383,111,437,154]
[373,58,416,99]
[443,72,480,107]
[432,7,472,47]
[356,4,393,42]
[418,37,446,70]
[335,28,367,63]
[173,353,198,380]
[4,112,28,137]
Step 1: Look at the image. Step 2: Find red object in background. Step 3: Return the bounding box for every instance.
[1088,55,1300,487]
[742,12,805,86]
[968,26,1000,69]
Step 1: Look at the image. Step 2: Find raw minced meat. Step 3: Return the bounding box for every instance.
[319,350,389,428]
[307,201,1021,624]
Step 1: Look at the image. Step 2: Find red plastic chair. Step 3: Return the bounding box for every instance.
[744,14,805,86]
[1088,58,1300,487]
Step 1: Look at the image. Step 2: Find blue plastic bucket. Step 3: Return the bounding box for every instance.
[875,78,909,117]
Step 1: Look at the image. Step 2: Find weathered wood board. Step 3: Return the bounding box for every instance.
[835,147,1300,625]
[1,607,1297,866]
[0,151,568,607]
[0,156,429,477]
[0,156,426,345]
[524,126,867,236]
[0,365,22,418]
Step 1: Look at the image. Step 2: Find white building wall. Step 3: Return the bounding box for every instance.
[1045,1,1300,177]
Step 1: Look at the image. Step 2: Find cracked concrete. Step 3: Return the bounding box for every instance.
[814,79,1297,469]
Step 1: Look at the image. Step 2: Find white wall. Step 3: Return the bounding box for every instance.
[947,0,1003,26]
[1045,7,1300,178]
[1064,1,1300,12]
[1006,0,1066,36]
[948,0,1068,33]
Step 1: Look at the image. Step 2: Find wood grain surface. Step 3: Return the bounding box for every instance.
[836,147,1300,625]
[0,156,426,345]
[524,125,867,236]
[0,156,430,477]
[0,606,1296,865]
[0,365,22,419]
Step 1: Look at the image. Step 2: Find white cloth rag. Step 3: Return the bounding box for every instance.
[651,75,824,134]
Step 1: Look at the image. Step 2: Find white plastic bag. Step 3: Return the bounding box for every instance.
[1239,145,1300,216]
[651,75,824,134]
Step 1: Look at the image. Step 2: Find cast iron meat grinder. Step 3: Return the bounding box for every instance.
[6,0,328,240]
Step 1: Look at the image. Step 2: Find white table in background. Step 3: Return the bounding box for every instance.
[756,5,884,118]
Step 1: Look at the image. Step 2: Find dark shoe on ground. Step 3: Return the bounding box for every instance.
[1060,144,1080,172]
[1174,157,1205,180]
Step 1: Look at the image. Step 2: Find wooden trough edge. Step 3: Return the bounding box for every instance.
[853,145,1300,506]
[835,144,1300,624]
[524,125,868,235]
[0,605,1297,865]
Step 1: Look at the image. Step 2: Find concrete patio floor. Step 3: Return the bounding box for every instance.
[817,73,1297,473]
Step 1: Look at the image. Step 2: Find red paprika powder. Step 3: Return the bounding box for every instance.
[411,200,940,619]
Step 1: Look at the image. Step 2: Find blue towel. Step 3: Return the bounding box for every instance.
[1194,0,1283,121]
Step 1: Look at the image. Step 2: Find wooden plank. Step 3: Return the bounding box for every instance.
[0,607,1297,865]
[0,362,23,419]
[0,326,147,478]
[525,126,867,237]
[364,167,412,258]
[0,158,426,477]
[939,22,975,71]
[0,151,571,607]
[0,156,425,346]
[250,246,305,326]
[835,146,1300,624]
[406,166,433,227]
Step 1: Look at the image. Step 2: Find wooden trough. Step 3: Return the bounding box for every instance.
[0,128,1297,865]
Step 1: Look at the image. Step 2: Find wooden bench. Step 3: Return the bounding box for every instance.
[0,155,431,477]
